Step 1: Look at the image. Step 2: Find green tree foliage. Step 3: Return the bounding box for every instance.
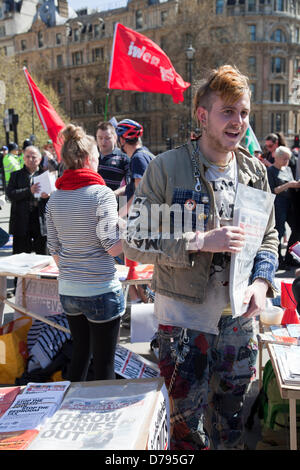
[0,52,70,149]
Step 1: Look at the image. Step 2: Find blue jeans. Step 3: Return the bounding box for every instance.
[60,289,125,323]
[60,289,125,381]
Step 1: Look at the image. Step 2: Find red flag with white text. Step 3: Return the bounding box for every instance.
[23,67,65,161]
[108,23,190,104]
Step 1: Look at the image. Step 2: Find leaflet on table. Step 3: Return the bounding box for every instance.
[286,324,300,338]
[229,184,275,317]
[0,253,52,275]
[0,381,70,432]
[0,387,21,418]
[258,325,300,345]
[258,331,299,346]
[33,170,56,198]
[272,344,300,385]
[114,344,160,379]
[29,391,157,450]
[0,430,39,450]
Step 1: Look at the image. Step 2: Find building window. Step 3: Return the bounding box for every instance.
[132,93,142,111]
[248,25,256,41]
[92,47,103,62]
[72,51,83,65]
[271,57,286,73]
[56,55,63,68]
[249,113,256,133]
[21,39,26,51]
[271,112,287,133]
[56,33,62,45]
[115,95,122,113]
[161,119,168,139]
[142,120,148,140]
[275,0,284,11]
[294,58,300,75]
[270,83,286,102]
[161,11,168,23]
[57,81,64,95]
[74,77,81,91]
[95,75,102,89]
[94,24,100,38]
[38,32,43,48]
[0,25,5,37]
[271,29,287,42]
[248,56,256,74]
[136,10,143,29]
[94,98,104,114]
[250,83,256,101]
[132,93,149,111]
[74,28,80,42]
[248,0,256,11]
[216,0,224,14]
[73,100,85,116]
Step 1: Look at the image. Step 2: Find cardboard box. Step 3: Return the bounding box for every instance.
[28,377,169,450]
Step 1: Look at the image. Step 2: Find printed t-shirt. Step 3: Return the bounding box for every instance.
[154,155,238,335]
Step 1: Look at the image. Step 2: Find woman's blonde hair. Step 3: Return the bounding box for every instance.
[193,65,251,124]
[59,124,97,169]
[274,145,292,159]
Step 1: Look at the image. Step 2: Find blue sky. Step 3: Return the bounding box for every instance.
[68,0,127,12]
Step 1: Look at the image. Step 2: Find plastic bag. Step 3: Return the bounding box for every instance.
[0,317,32,384]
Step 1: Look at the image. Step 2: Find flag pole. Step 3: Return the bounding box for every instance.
[104,91,109,121]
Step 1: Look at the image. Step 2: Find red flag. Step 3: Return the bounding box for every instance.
[108,23,190,104]
[23,67,65,161]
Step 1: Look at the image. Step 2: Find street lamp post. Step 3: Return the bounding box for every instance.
[185,45,195,134]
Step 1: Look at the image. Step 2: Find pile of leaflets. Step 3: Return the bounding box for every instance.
[0,381,70,433]
[272,344,300,385]
[257,324,300,346]
[0,382,70,450]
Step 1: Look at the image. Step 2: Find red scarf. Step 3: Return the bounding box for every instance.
[55,168,106,190]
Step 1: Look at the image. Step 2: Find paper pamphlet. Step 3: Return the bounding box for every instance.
[33,170,56,198]
[0,387,21,418]
[114,345,159,379]
[258,325,300,345]
[29,392,156,450]
[28,378,167,450]
[0,253,52,275]
[130,303,158,343]
[0,381,70,432]
[0,429,39,450]
[229,183,275,317]
[272,344,300,384]
[286,324,300,338]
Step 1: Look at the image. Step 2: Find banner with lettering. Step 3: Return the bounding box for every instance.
[108,23,190,103]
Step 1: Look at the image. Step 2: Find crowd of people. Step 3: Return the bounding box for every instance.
[253,133,300,270]
[0,63,299,450]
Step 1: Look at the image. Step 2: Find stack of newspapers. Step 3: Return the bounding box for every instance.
[273,344,300,385]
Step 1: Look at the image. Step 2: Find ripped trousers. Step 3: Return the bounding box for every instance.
[157,316,258,450]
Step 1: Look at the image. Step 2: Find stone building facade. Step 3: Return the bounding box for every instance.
[4,0,300,152]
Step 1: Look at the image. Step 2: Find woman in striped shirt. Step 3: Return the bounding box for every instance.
[46,124,124,381]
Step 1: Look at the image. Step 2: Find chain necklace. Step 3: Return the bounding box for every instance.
[189,143,202,192]
[190,142,235,191]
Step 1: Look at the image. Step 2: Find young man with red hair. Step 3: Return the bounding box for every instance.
[123,65,278,450]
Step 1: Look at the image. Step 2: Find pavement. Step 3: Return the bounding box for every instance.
[0,193,298,450]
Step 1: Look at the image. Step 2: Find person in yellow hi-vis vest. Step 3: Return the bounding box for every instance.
[3,143,24,186]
